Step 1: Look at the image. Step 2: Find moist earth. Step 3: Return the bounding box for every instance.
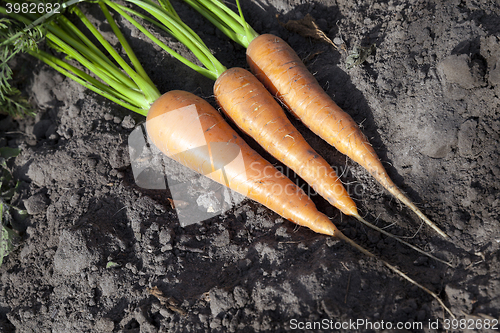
[1,0,499,332]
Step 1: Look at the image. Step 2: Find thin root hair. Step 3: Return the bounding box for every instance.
[400,221,424,240]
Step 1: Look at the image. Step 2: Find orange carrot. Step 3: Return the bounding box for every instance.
[246,34,448,238]
[214,67,358,218]
[146,90,337,235]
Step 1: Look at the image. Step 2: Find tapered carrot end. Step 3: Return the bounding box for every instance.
[352,214,453,267]
[420,213,449,239]
[382,261,455,318]
[336,231,455,318]
[383,183,449,238]
[404,201,449,239]
[334,231,375,259]
[314,218,338,237]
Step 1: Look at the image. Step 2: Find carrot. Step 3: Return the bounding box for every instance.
[182,0,448,239]
[147,90,336,236]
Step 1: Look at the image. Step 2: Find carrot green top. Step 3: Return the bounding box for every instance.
[106,0,227,80]
[96,0,251,81]
[0,0,235,116]
[1,0,250,116]
[1,0,162,116]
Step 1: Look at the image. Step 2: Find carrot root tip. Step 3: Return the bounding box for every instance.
[337,232,455,318]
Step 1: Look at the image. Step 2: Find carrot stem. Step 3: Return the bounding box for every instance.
[72,6,160,104]
[105,0,222,80]
[120,0,226,76]
[157,0,181,20]
[98,2,157,93]
[31,50,149,116]
[56,15,116,71]
[182,0,258,47]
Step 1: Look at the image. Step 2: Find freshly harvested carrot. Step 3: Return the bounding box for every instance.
[147,90,337,236]
[214,67,358,217]
[246,34,447,238]
[182,0,448,239]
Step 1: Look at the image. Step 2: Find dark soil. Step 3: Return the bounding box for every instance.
[1,0,499,332]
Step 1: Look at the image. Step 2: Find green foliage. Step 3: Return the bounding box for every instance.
[0,146,24,267]
[0,222,16,266]
[0,201,19,267]
[0,146,21,161]
[0,18,43,118]
[181,0,259,48]
[106,261,121,269]
[1,1,162,115]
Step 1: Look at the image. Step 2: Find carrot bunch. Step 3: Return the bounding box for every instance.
[1,0,454,317]
[181,0,449,239]
[110,0,453,315]
[113,0,452,264]
[109,0,354,215]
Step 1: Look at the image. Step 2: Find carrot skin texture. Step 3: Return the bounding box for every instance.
[246,35,386,177]
[214,67,358,217]
[146,90,338,236]
[246,34,447,238]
